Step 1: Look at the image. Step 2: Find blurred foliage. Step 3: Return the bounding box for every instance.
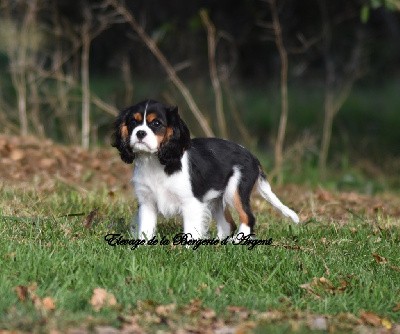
[0,0,399,177]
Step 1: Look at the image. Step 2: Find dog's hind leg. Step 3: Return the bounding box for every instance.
[213,200,236,238]
[233,190,256,235]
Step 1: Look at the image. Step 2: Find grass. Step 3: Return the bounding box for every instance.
[1,185,400,332]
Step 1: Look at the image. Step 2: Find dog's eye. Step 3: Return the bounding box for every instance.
[151,120,162,128]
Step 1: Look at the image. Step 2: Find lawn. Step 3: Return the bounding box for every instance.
[1,183,399,333]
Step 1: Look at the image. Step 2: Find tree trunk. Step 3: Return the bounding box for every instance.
[319,89,335,173]
[17,85,28,136]
[81,22,91,149]
[269,0,289,183]
[121,54,134,106]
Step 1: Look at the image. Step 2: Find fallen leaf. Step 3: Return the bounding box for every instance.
[10,149,25,161]
[360,311,381,327]
[183,299,202,315]
[155,303,176,317]
[337,280,348,292]
[42,297,56,311]
[372,253,388,264]
[15,285,29,301]
[381,318,392,330]
[227,305,248,313]
[299,282,321,299]
[226,305,251,320]
[389,264,400,272]
[201,308,216,319]
[258,310,284,321]
[39,158,57,169]
[316,188,333,202]
[83,209,98,228]
[319,277,335,290]
[90,288,117,311]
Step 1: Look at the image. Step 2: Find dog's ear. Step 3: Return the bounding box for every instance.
[158,106,191,175]
[112,110,135,164]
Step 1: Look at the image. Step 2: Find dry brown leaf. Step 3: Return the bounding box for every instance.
[16,283,56,312]
[227,305,248,313]
[39,158,57,169]
[360,311,381,327]
[155,303,176,317]
[337,280,348,292]
[389,264,400,272]
[226,305,251,320]
[183,299,202,315]
[318,277,335,290]
[393,303,400,312]
[299,283,321,299]
[372,253,388,264]
[201,308,216,320]
[42,297,56,311]
[343,192,363,204]
[10,149,25,161]
[83,209,98,229]
[316,188,333,202]
[15,285,29,301]
[258,310,284,321]
[90,288,117,311]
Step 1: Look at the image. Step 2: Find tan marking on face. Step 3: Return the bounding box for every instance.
[121,124,128,140]
[224,208,237,233]
[233,191,249,226]
[166,127,173,139]
[156,130,167,147]
[133,113,143,122]
[157,126,173,146]
[146,113,157,123]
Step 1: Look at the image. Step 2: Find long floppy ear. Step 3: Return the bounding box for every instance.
[158,106,191,175]
[112,110,135,164]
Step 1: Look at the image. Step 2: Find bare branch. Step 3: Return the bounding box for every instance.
[104,0,214,137]
[200,9,227,138]
[91,94,119,117]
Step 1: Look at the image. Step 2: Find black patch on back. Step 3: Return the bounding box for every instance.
[187,138,261,201]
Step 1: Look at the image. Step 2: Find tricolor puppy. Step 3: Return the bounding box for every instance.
[113,99,299,239]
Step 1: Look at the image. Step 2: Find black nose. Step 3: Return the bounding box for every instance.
[136,130,147,140]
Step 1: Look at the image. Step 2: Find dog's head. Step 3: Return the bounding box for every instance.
[112,100,191,174]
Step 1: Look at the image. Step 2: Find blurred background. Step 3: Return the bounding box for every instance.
[0,0,399,188]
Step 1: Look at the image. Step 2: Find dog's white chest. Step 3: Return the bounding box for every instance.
[132,153,192,217]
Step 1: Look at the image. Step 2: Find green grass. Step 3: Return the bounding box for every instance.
[1,186,400,332]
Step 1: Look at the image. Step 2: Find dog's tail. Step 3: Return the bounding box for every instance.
[257,173,300,224]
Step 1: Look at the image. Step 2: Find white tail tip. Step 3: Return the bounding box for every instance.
[257,177,300,224]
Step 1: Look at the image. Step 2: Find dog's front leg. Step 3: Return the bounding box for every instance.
[136,203,157,239]
[182,199,209,239]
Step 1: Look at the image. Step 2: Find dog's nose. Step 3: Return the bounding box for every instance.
[136,130,147,140]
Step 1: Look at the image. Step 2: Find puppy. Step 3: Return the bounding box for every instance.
[113,99,299,239]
